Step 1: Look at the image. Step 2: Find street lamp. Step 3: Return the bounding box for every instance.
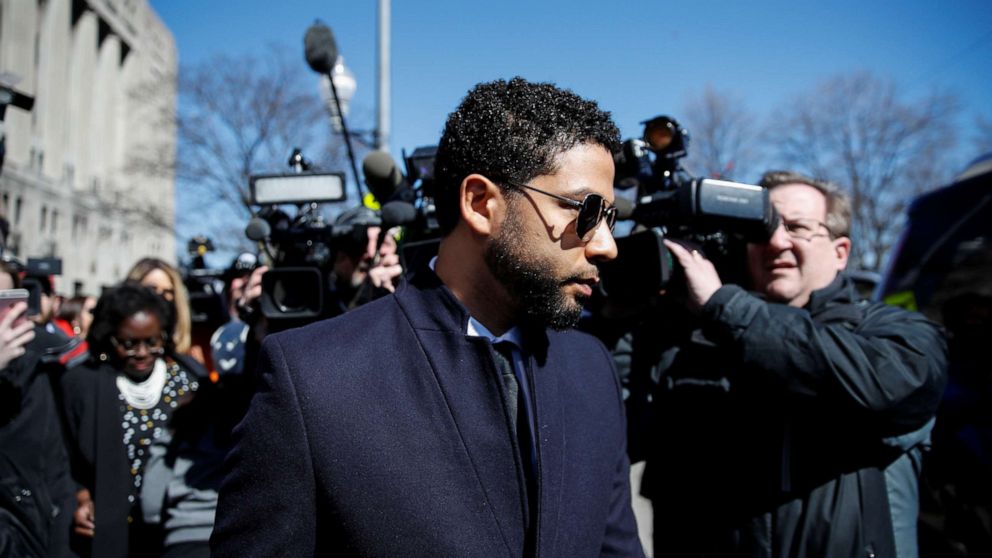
[304,21,364,199]
[319,57,356,134]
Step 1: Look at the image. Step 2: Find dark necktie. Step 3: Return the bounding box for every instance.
[492,340,520,431]
[492,339,538,538]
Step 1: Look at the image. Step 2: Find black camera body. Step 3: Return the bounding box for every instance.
[249,204,377,326]
[240,151,358,325]
[364,146,445,270]
[600,116,778,304]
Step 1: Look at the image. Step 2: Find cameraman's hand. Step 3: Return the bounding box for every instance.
[0,302,35,370]
[663,240,722,311]
[368,253,402,293]
[238,265,269,309]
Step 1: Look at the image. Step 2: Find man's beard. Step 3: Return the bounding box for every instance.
[484,211,588,331]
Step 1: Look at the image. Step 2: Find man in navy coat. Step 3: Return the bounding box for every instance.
[211,77,644,557]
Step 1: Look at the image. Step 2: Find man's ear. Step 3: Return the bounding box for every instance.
[459,174,503,237]
[833,236,852,270]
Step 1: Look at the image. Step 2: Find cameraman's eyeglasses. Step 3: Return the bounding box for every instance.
[110,334,166,356]
[505,181,617,242]
[782,218,834,241]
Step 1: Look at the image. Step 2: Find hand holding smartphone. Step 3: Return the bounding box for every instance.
[0,289,36,370]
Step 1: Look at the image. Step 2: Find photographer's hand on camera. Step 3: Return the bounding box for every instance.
[663,239,722,311]
[368,251,402,293]
[235,265,269,323]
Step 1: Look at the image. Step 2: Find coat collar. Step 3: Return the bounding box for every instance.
[805,272,859,315]
[399,266,550,361]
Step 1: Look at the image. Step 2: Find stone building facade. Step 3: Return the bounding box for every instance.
[0,0,176,295]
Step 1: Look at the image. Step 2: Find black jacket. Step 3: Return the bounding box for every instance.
[0,331,77,558]
[638,274,947,557]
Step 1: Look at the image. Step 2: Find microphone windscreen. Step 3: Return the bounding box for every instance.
[613,197,636,220]
[304,22,338,74]
[380,201,418,228]
[363,151,404,203]
[245,217,272,242]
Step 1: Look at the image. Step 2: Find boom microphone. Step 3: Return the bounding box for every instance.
[362,151,407,203]
[304,22,338,75]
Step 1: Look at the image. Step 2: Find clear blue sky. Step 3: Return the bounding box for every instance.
[150,0,992,258]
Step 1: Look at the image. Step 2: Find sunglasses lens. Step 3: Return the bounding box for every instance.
[577,195,605,240]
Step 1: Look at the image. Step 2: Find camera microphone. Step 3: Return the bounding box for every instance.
[613,197,636,221]
[373,201,417,263]
[363,151,409,204]
[304,22,338,75]
[380,201,418,229]
[245,217,272,242]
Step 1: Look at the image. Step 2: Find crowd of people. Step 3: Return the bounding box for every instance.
[0,75,972,558]
[0,190,407,557]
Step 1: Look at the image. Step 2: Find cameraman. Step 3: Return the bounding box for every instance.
[326,205,403,313]
[639,171,947,557]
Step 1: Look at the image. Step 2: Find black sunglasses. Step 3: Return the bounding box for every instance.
[505,181,617,242]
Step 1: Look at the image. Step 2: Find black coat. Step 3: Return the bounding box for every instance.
[0,333,76,558]
[211,269,644,557]
[640,274,948,557]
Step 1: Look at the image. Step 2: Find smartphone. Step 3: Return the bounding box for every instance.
[0,288,30,327]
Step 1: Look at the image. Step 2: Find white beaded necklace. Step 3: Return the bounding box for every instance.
[116,359,167,410]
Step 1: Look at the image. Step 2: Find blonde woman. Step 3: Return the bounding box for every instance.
[126,258,205,364]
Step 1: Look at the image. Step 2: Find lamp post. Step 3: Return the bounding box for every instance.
[376,0,390,152]
[304,21,364,199]
[319,57,356,134]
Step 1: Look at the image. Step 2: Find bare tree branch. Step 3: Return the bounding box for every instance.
[772,71,960,270]
[681,86,764,182]
[124,44,364,256]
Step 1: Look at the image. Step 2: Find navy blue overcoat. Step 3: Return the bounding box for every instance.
[211,269,643,557]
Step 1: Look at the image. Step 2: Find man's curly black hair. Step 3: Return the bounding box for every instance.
[433,77,621,235]
[87,281,175,361]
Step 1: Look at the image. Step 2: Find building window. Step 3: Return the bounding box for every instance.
[51,209,59,234]
[14,197,22,225]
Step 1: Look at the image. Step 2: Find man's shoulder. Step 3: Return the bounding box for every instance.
[264,294,404,352]
[61,358,107,395]
[549,327,610,355]
[859,298,942,333]
[546,328,616,381]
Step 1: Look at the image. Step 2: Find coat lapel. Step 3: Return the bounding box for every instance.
[527,334,565,556]
[396,272,528,554]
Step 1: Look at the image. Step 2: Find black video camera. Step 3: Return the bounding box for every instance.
[243,150,354,325]
[182,236,229,334]
[360,146,445,270]
[600,116,779,305]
